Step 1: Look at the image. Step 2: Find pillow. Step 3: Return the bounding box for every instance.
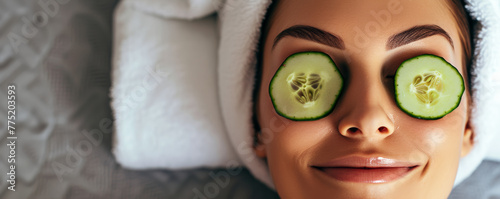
[111,1,239,169]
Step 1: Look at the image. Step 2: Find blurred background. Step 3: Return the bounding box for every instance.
[0,0,277,198]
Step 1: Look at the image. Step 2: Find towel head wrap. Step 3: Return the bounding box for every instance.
[217,0,500,188]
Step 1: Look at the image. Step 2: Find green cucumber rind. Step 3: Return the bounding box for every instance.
[269,51,343,121]
[394,54,465,120]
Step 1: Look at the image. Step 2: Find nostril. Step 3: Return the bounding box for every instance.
[378,126,389,134]
[347,127,358,134]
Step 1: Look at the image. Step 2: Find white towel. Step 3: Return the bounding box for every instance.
[111,0,500,189]
[455,0,500,185]
[111,0,240,169]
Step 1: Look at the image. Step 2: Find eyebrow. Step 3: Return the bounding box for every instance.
[272,24,454,51]
[387,25,454,50]
[272,25,345,50]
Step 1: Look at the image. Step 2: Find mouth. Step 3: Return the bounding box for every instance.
[311,156,420,183]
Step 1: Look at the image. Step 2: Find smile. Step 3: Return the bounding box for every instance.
[311,156,420,183]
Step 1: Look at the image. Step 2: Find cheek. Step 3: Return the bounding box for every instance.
[403,114,465,162]
[401,94,468,154]
[263,120,335,195]
[407,125,450,161]
[266,121,332,157]
[401,105,467,190]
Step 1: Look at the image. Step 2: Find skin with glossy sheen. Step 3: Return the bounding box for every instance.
[255,0,474,198]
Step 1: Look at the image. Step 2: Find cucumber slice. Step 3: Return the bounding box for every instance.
[269,52,343,121]
[395,54,464,120]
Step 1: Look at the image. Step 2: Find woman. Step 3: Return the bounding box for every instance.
[253,0,474,198]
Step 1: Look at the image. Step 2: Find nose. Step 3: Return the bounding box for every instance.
[337,74,395,140]
[338,103,395,140]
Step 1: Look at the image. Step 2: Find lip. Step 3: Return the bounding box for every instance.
[312,156,419,183]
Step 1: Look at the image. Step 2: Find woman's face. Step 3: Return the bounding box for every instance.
[256,0,474,198]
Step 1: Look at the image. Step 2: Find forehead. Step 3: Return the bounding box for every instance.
[267,0,457,47]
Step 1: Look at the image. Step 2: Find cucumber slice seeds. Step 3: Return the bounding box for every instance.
[395,54,464,120]
[269,53,463,121]
[269,52,343,121]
